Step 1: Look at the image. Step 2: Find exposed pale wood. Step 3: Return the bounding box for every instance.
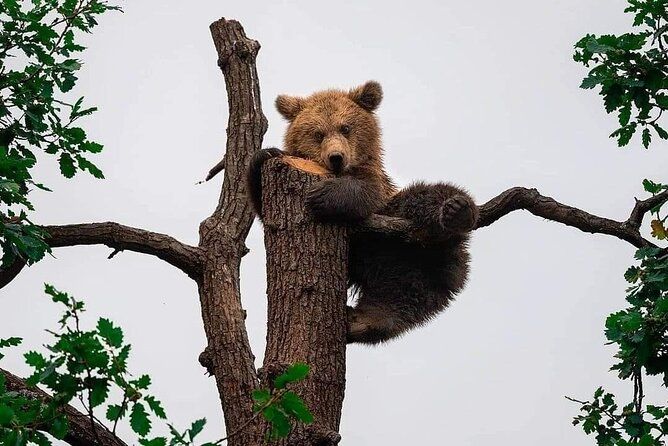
[282,156,330,175]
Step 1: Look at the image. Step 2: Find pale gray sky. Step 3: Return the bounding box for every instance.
[2,0,668,445]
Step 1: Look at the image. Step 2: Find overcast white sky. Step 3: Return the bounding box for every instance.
[2,0,668,445]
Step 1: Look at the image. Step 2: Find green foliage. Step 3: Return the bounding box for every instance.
[572,388,667,446]
[0,0,119,269]
[0,285,170,445]
[574,0,667,148]
[570,180,668,445]
[251,363,313,440]
[0,287,313,444]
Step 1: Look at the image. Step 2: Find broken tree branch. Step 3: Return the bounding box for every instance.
[203,154,227,182]
[360,187,668,249]
[261,158,347,445]
[1,368,128,446]
[196,18,267,446]
[0,258,26,289]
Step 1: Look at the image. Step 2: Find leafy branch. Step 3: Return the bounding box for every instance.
[568,179,667,445]
[574,0,668,148]
[0,285,314,445]
[0,0,119,269]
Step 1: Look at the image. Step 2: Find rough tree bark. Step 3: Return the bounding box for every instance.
[261,158,347,445]
[195,18,266,446]
[1,16,668,446]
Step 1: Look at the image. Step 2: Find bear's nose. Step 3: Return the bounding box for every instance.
[328,152,344,173]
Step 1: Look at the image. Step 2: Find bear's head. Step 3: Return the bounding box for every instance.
[275,81,383,175]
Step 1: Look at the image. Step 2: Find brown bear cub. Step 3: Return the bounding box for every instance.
[247,81,478,344]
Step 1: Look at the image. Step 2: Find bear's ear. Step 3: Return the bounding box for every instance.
[275,95,304,121]
[349,81,383,112]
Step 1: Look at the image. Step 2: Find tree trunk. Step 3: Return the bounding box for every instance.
[196,18,267,446]
[260,158,348,445]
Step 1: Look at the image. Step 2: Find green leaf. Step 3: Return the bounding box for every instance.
[280,391,313,424]
[273,363,310,389]
[106,404,124,421]
[642,128,651,149]
[130,402,151,436]
[97,318,123,347]
[58,153,76,178]
[144,395,166,419]
[624,266,641,283]
[133,374,151,390]
[188,418,206,441]
[262,405,292,439]
[252,389,271,406]
[81,141,104,153]
[77,156,104,179]
[50,416,68,439]
[0,337,22,348]
[0,405,15,425]
[643,179,663,194]
[651,123,668,140]
[618,104,631,126]
[89,378,109,407]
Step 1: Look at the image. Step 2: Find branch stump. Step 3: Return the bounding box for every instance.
[261,158,348,445]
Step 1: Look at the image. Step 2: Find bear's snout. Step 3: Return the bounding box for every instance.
[322,137,350,174]
[328,152,345,174]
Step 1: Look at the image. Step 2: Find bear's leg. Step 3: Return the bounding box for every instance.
[346,304,409,344]
[246,147,284,219]
[383,182,478,235]
[306,175,384,222]
[346,287,451,344]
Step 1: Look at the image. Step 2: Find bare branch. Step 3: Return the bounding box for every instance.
[627,189,668,229]
[1,368,128,446]
[202,154,227,182]
[1,222,203,289]
[43,222,203,280]
[359,187,668,249]
[0,258,26,289]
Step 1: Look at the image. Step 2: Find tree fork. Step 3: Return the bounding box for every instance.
[261,157,347,445]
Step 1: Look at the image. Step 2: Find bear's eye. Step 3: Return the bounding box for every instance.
[340,124,351,136]
[314,131,325,143]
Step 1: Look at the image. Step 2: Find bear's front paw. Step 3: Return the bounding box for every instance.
[306,179,368,222]
[306,180,339,220]
[250,148,284,171]
[247,148,285,217]
[440,195,477,232]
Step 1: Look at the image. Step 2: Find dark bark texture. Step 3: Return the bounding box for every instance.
[261,159,347,445]
[195,18,267,446]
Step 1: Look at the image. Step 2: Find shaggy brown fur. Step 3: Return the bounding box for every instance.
[247,81,478,344]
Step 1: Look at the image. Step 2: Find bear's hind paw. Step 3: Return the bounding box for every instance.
[440,195,476,232]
